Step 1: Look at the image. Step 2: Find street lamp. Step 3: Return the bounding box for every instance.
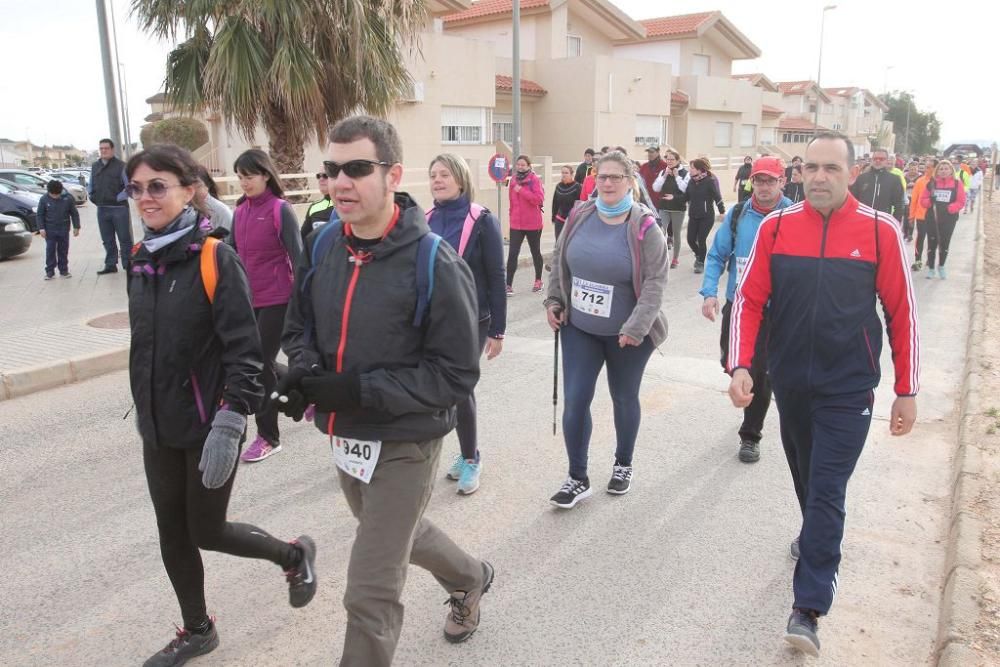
[813,4,837,131]
[883,65,895,95]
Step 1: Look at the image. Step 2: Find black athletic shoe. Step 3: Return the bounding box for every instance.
[143,623,219,667]
[738,439,760,463]
[784,608,820,657]
[606,465,633,495]
[286,535,317,608]
[693,260,704,274]
[550,477,592,508]
[97,266,118,275]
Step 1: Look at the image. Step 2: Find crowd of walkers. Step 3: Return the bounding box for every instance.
[102,121,984,664]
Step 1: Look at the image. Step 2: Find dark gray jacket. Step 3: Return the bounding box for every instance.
[36,192,80,233]
[282,193,480,443]
[89,156,128,207]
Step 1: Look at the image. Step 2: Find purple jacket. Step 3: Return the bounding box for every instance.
[232,190,302,308]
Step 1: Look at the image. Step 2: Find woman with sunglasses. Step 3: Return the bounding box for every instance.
[425,153,507,495]
[506,154,546,295]
[543,151,669,508]
[125,145,316,666]
[230,149,304,464]
[300,169,335,243]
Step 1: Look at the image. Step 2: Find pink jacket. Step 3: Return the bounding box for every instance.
[918,177,966,216]
[508,171,544,231]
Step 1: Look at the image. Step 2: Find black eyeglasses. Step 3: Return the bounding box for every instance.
[315,172,329,180]
[323,159,391,180]
[125,181,182,200]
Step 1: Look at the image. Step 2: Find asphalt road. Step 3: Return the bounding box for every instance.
[0,209,976,665]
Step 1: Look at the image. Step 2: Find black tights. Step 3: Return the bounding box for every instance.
[926,217,958,269]
[687,215,715,263]
[143,441,299,628]
[253,303,287,445]
[506,229,543,285]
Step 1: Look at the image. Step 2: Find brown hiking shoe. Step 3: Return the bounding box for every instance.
[443,561,494,643]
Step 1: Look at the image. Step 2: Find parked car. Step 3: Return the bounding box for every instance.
[0,212,32,259]
[0,181,41,232]
[49,171,89,188]
[0,169,88,205]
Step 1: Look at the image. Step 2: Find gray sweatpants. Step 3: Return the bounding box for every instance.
[662,209,686,261]
[338,437,484,666]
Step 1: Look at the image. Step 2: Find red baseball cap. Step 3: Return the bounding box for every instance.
[750,156,785,179]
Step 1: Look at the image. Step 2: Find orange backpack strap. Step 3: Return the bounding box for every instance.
[200,237,220,303]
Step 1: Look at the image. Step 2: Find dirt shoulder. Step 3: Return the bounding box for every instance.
[943,186,1000,665]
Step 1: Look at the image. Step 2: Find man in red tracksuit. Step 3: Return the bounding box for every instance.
[726,131,920,657]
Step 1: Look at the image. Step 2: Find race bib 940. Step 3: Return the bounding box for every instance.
[332,437,381,484]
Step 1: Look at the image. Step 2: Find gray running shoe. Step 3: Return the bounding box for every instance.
[143,623,219,667]
[738,439,760,463]
[790,537,800,561]
[784,608,820,656]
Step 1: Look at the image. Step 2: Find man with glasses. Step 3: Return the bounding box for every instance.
[849,147,905,225]
[89,138,132,274]
[700,157,793,464]
[300,169,335,243]
[277,115,492,666]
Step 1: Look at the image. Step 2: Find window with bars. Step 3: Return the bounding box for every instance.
[567,35,582,57]
[635,114,666,146]
[441,106,491,145]
[493,113,513,144]
[714,122,732,147]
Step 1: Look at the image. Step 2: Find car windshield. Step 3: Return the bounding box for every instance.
[0,182,13,194]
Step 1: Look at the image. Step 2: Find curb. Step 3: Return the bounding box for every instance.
[934,201,987,663]
[0,346,129,402]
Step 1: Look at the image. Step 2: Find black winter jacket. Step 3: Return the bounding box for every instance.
[283,193,480,443]
[128,212,264,449]
[687,173,725,219]
[850,169,905,223]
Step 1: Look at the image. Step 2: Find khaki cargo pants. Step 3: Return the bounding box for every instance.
[337,437,483,666]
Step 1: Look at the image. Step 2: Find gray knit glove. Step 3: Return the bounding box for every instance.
[198,410,246,489]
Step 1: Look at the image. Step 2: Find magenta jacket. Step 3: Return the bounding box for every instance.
[508,170,544,231]
[232,190,303,308]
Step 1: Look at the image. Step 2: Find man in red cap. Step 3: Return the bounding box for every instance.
[699,156,793,463]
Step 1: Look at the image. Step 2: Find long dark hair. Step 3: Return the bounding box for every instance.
[234,149,283,197]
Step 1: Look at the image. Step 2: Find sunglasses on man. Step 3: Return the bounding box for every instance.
[323,159,391,180]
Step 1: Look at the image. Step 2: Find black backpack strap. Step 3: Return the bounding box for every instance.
[729,200,747,243]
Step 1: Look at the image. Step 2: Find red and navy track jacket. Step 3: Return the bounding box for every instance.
[727,193,919,397]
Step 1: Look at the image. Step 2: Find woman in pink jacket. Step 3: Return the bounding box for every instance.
[506,155,545,295]
[918,159,966,280]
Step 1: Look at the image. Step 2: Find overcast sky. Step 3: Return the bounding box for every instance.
[0,0,993,152]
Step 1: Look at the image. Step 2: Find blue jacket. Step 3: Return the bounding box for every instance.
[36,192,81,234]
[427,200,507,338]
[700,196,793,302]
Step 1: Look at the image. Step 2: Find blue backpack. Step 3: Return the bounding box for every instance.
[301,213,442,327]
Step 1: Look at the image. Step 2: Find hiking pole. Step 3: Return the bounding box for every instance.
[553,326,560,436]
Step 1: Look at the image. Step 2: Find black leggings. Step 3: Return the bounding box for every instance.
[926,216,958,269]
[254,303,288,445]
[914,219,926,262]
[506,229,543,285]
[687,215,715,263]
[455,318,489,460]
[143,441,299,628]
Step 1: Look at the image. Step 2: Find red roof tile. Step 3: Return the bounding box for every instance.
[777,80,816,95]
[761,105,783,115]
[443,0,549,23]
[495,74,546,95]
[640,12,716,38]
[670,90,689,104]
[778,118,828,131]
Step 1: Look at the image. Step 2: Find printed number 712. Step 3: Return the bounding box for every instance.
[581,291,604,305]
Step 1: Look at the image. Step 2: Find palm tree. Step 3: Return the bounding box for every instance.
[130,0,427,176]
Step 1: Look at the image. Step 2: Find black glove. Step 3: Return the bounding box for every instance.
[717,202,726,215]
[301,371,362,412]
[270,365,313,421]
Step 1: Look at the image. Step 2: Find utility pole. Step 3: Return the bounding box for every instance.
[512,0,521,161]
[95,0,124,151]
[813,5,837,131]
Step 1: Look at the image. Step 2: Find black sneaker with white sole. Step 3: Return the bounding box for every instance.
[550,477,592,508]
[606,465,633,494]
[784,608,820,657]
[738,439,760,463]
[286,535,317,608]
[143,622,219,667]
